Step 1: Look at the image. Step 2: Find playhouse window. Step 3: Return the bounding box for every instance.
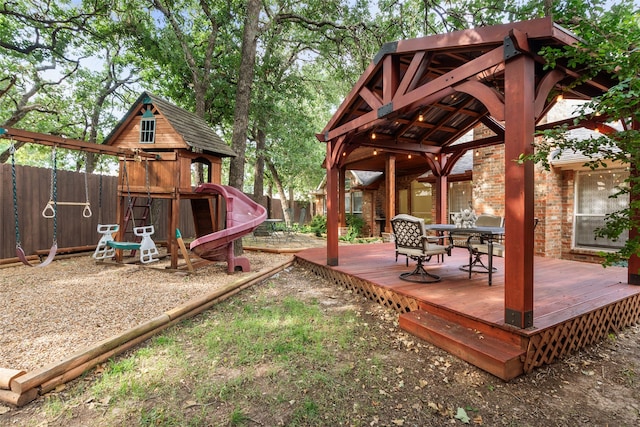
[573,169,628,250]
[140,117,156,143]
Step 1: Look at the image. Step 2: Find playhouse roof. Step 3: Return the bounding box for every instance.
[104,91,236,158]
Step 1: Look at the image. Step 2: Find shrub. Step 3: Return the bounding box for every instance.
[340,214,366,242]
[310,215,327,237]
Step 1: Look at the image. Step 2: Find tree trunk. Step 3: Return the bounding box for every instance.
[228,0,260,190]
[266,159,291,226]
[253,127,266,198]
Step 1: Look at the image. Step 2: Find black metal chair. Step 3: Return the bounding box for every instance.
[463,214,504,281]
[466,217,539,284]
[390,214,450,283]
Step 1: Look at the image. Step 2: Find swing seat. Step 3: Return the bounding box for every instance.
[93,224,159,264]
[93,224,119,260]
[107,241,141,250]
[134,225,159,264]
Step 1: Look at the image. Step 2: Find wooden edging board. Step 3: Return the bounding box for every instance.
[4,256,295,406]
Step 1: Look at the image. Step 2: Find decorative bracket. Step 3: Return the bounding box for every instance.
[503,35,521,60]
[377,102,394,118]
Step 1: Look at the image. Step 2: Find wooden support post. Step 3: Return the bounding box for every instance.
[326,141,339,266]
[339,167,346,229]
[629,120,640,284]
[176,229,194,272]
[434,155,448,224]
[503,50,535,329]
[170,196,180,269]
[385,154,396,232]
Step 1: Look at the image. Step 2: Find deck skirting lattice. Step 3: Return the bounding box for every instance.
[295,256,640,377]
[524,294,640,372]
[296,258,419,313]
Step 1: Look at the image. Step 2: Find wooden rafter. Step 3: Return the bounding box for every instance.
[0,127,158,159]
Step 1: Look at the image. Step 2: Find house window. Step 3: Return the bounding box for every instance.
[344,191,363,214]
[352,191,363,213]
[411,181,432,223]
[140,110,156,144]
[448,181,473,213]
[574,169,629,250]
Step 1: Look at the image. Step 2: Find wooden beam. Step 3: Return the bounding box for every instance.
[503,53,536,329]
[360,139,441,154]
[392,18,560,55]
[534,69,565,120]
[383,55,400,104]
[358,86,383,111]
[454,80,505,121]
[0,128,157,159]
[393,46,504,112]
[396,51,428,96]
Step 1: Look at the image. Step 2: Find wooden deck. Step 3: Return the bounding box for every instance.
[294,243,640,380]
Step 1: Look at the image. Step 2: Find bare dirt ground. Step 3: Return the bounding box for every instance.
[1,236,639,426]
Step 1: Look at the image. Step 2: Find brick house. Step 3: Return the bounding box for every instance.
[314,102,629,264]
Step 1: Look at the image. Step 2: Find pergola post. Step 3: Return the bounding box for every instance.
[434,156,448,224]
[629,119,640,284]
[339,167,346,229]
[503,51,536,328]
[326,153,339,266]
[385,154,396,231]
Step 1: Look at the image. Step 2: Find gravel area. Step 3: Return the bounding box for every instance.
[0,251,293,372]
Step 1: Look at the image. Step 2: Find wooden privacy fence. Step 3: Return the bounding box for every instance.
[0,163,196,261]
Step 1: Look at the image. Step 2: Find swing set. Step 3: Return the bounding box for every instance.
[2,127,159,267]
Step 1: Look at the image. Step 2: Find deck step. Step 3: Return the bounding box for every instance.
[399,310,524,380]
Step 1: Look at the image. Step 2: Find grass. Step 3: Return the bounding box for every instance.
[46,278,390,426]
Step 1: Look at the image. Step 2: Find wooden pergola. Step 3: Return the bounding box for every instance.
[317,17,639,329]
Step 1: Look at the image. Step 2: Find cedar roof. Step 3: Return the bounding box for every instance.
[104,91,236,158]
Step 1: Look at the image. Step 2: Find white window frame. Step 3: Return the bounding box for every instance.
[573,169,629,251]
[140,116,156,144]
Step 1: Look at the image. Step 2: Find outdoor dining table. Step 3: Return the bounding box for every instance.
[426,224,505,285]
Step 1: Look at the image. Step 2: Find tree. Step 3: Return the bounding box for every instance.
[526,0,640,265]
[0,0,113,163]
[228,0,261,191]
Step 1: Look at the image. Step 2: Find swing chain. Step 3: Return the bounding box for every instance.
[9,142,22,248]
[145,157,153,224]
[122,157,136,225]
[51,147,58,245]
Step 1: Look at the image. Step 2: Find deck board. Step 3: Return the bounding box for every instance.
[295,243,638,333]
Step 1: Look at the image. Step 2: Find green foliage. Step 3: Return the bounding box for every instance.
[310,214,327,237]
[340,213,367,241]
[526,2,640,267]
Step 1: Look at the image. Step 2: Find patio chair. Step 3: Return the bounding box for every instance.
[390,214,450,283]
[463,214,505,278]
[460,214,505,286]
[466,217,539,280]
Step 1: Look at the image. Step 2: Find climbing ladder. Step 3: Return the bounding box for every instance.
[122,197,152,255]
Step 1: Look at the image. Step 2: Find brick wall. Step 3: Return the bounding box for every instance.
[472,145,505,216]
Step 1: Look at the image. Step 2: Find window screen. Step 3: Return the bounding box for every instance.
[574,169,628,249]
